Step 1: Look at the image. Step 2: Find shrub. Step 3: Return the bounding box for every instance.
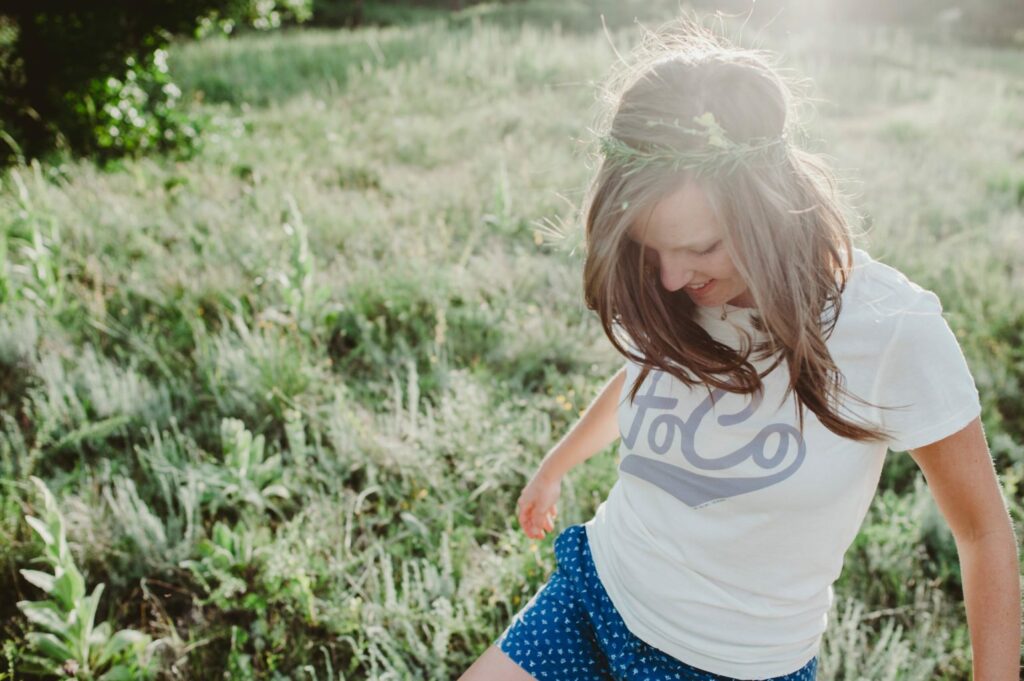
[0,1,312,166]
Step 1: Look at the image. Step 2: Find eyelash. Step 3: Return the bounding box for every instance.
[640,241,719,266]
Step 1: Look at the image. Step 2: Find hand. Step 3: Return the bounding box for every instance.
[516,468,561,540]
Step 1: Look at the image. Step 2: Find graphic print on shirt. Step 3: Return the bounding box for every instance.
[619,368,806,509]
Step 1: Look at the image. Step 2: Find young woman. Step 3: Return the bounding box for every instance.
[460,15,1020,681]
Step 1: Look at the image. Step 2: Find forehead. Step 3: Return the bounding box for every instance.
[627,180,719,246]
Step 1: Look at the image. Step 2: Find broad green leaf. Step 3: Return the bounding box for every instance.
[29,476,56,513]
[25,515,54,546]
[53,565,87,609]
[259,453,282,473]
[25,631,74,662]
[20,651,67,675]
[77,584,105,636]
[17,599,69,635]
[251,433,266,463]
[262,484,291,499]
[212,522,233,547]
[20,568,56,593]
[97,628,150,668]
[242,593,268,613]
[88,619,113,647]
[98,664,136,681]
[242,489,266,508]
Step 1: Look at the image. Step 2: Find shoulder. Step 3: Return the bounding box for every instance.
[824,247,955,373]
[836,247,944,342]
[844,247,942,318]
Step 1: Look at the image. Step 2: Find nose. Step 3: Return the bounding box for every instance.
[655,254,697,292]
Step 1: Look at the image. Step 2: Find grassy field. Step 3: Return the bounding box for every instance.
[1,1,1023,678]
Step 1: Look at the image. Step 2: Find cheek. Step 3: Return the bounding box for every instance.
[708,253,737,277]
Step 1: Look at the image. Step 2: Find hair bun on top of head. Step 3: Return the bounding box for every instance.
[590,13,810,180]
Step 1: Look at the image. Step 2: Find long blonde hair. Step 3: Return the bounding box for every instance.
[582,15,894,443]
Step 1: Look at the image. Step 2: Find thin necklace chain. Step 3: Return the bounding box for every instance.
[720,305,728,320]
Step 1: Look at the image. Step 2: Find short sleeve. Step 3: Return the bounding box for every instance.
[872,289,982,452]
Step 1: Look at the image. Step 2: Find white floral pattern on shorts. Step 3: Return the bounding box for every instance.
[495,524,818,681]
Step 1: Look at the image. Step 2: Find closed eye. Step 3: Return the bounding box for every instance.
[639,241,719,266]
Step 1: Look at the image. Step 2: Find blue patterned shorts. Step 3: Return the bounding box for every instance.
[495,524,818,681]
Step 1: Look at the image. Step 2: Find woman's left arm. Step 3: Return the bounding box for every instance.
[909,416,1022,681]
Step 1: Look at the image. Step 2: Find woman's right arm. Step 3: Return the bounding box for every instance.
[536,364,627,481]
[517,365,628,539]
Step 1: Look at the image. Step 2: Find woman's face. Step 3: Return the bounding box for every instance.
[627,179,755,309]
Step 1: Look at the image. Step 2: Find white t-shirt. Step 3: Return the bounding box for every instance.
[583,246,982,679]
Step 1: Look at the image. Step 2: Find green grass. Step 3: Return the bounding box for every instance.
[1,2,1023,678]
